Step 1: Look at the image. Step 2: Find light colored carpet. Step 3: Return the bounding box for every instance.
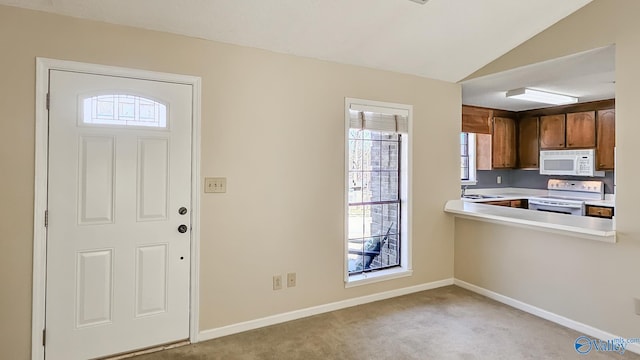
[132,286,639,359]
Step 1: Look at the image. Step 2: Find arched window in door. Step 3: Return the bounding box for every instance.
[82,94,167,128]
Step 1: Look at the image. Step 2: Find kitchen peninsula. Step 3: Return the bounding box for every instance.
[445,198,616,243]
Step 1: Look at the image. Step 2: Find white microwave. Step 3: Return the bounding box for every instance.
[539,149,604,177]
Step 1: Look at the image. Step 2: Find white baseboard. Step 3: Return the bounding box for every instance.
[198,278,454,342]
[454,279,640,355]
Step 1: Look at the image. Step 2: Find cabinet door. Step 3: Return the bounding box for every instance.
[566,111,596,148]
[518,117,539,168]
[492,117,516,168]
[540,114,566,149]
[596,109,615,170]
[462,106,493,134]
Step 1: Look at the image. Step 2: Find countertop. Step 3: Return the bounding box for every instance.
[447,188,616,243]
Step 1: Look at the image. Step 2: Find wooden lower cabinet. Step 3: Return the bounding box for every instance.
[585,205,614,219]
[483,199,528,209]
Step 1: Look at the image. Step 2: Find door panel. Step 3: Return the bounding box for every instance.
[78,136,116,224]
[75,249,114,327]
[135,244,169,317]
[137,137,170,221]
[46,70,192,360]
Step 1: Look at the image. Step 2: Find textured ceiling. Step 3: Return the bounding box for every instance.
[0,0,592,82]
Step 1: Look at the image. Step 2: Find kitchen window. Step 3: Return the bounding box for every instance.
[345,98,412,286]
[461,132,477,185]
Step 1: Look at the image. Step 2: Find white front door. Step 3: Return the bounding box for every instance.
[45,70,192,360]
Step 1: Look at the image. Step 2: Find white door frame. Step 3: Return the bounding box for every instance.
[32,58,202,360]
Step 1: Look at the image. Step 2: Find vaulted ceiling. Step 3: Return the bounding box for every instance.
[1,0,592,82]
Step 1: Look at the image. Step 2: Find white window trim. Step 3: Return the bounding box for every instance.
[461,133,477,186]
[344,98,412,287]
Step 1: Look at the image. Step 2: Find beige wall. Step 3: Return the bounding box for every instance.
[0,5,460,358]
[456,0,640,339]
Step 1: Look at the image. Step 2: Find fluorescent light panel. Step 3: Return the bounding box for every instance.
[506,88,578,105]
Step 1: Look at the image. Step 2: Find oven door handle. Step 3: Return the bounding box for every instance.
[528,200,583,209]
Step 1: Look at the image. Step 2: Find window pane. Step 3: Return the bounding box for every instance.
[376,234,400,269]
[362,140,374,171]
[461,167,469,180]
[82,95,167,128]
[348,172,363,204]
[367,204,383,238]
[380,141,399,170]
[348,205,365,239]
[365,172,381,202]
[380,171,399,201]
[348,139,362,171]
[382,203,399,235]
[460,132,468,144]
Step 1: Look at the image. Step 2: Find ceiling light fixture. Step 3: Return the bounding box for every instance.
[505,88,578,105]
[408,0,429,4]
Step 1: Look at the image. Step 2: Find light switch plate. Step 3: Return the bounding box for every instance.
[204,177,226,193]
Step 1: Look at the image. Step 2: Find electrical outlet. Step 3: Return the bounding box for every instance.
[497,176,502,184]
[273,275,282,290]
[287,273,296,288]
[204,177,227,193]
[635,298,640,315]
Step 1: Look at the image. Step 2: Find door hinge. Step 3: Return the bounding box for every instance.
[46,93,50,110]
[44,210,48,228]
[42,329,46,346]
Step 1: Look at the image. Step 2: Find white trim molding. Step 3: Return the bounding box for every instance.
[454,279,640,356]
[32,58,202,359]
[199,278,454,341]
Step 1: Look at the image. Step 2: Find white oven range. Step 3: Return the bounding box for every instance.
[528,179,604,216]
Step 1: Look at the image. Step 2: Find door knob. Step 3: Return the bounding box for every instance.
[178,207,188,215]
[178,224,188,233]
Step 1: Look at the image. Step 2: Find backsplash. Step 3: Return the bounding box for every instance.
[466,169,615,194]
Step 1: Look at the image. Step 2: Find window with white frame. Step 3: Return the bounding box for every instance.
[460,132,476,185]
[345,98,411,283]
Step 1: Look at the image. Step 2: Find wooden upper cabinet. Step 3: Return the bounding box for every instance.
[462,106,492,134]
[518,117,539,168]
[540,114,566,149]
[596,109,615,170]
[566,111,596,148]
[492,117,516,168]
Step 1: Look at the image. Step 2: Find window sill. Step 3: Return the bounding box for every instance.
[345,267,413,288]
[461,180,477,186]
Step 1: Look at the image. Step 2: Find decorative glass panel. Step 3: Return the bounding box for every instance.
[83,95,167,128]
